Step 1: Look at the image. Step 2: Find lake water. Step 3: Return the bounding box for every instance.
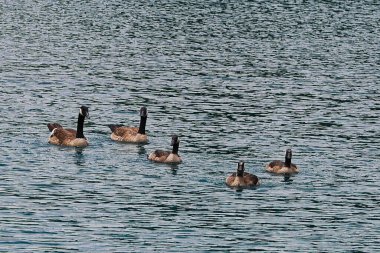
[1,1,379,252]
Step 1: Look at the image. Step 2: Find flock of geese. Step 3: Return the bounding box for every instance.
[47,105,299,189]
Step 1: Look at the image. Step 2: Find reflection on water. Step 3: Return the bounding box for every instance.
[283,174,293,183]
[137,144,147,156]
[168,164,179,175]
[74,148,86,166]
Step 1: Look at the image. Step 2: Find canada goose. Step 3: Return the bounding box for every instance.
[108,106,148,143]
[47,106,89,147]
[266,148,299,174]
[226,161,260,188]
[148,135,182,164]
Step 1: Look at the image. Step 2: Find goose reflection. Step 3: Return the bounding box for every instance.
[75,148,86,166]
[137,144,147,156]
[168,163,179,175]
[283,173,294,183]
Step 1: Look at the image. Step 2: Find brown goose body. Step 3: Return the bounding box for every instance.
[265,160,299,174]
[47,106,89,147]
[109,107,148,144]
[148,135,182,164]
[266,149,299,174]
[48,128,88,147]
[148,150,182,163]
[226,162,260,188]
[109,126,148,143]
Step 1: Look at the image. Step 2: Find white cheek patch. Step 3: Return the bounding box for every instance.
[79,108,83,116]
[50,128,57,137]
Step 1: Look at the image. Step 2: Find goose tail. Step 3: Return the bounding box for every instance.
[108,124,123,133]
[47,123,63,132]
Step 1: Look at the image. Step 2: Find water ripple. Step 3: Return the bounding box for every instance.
[1,0,379,252]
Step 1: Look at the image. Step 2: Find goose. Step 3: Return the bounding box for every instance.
[148,135,182,163]
[108,106,148,143]
[47,106,89,147]
[226,161,260,188]
[266,148,299,174]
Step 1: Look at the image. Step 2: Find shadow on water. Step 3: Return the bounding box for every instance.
[167,164,179,175]
[283,173,294,183]
[169,164,179,175]
[227,185,260,193]
[267,173,296,184]
[137,144,147,156]
[114,142,148,156]
[75,148,86,166]
[169,168,178,175]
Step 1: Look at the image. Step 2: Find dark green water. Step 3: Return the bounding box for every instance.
[1,1,379,252]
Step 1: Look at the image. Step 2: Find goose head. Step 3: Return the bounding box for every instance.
[171,135,179,146]
[80,106,90,119]
[237,161,245,177]
[140,106,148,118]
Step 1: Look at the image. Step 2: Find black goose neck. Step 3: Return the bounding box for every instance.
[285,157,291,167]
[237,163,244,177]
[76,113,86,138]
[172,142,179,155]
[138,116,147,134]
[237,170,244,177]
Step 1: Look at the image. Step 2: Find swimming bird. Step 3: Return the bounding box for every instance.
[47,106,89,147]
[108,106,148,143]
[266,148,299,174]
[148,135,182,163]
[226,161,260,188]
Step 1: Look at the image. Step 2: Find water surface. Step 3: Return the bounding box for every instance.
[1,1,379,252]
